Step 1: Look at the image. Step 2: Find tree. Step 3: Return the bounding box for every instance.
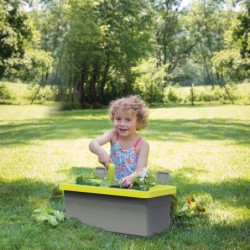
[96,0,155,102]
[211,1,249,82]
[133,58,167,102]
[184,0,228,85]
[154,0,199,82]
[212,49,248,81]
[54,0,155,105]
[11,49,53,81]
[233,0,250,60]
[0,0,32,79]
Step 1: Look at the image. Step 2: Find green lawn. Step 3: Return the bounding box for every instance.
[0,104,249,249]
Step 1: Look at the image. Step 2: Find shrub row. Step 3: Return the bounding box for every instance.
[1,81,249,106]
[164,84,249,104]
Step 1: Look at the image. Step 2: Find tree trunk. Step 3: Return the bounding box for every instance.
[99,60,110,103]
[31,85,42,104]
[200,42,213,85]
[79,67,87,105]
[223,84,234,104]
[68,77,72,103]
[218,80,234,104]
[90,61,99,103]
[190,83,195,106]
[31,74,46,104]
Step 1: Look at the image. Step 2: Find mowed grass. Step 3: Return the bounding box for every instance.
[0,104,249,249]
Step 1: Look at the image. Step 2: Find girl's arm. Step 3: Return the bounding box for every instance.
[135,139,150,173]
[89,129,115,167]
[121,139,150,188]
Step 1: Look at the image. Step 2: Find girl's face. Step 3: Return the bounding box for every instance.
[113,109,138,137]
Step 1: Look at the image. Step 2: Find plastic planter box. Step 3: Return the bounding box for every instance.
[60,183,176,237]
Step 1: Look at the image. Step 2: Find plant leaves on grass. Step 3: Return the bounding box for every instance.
[32,208,65,227]
[174,196,206,218]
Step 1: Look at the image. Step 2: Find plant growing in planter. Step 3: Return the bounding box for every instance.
[75,167,158,191]
[76,176,101,186]
[132,168,157,191]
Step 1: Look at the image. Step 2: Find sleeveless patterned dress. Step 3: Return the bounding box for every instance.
[110,134,141,180]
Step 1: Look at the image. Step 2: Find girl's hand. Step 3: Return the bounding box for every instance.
[89,130,116,168]
[97,149,111,168]
[121,174,135,188]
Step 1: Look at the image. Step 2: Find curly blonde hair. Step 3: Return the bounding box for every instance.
[109,95,149,130]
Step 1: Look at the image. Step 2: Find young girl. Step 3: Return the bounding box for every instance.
[89,95,150,188]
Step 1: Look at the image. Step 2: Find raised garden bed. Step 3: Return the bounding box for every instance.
[60,170,176,237]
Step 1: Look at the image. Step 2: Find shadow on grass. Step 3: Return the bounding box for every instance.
[0,116,249,146]
[169,215,249,248]
[170,167,250,209]
[0,178,59,222]
[145,118,250,144]
[0,116,111,146]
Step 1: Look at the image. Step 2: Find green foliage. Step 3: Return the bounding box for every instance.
[132,168,158,191]
[11,49,53,81]
[171,59,205,86]
[32,208,65,226]
[233,1,250,59]
[2,81,250,105]
[0,81,59,104]
[133,58,167,103]
[212,49,249,81]
[165,87,182,103]
[183,0,237,85]
[50,0,156,104]
[2,0,249,104]
[75,176,100,186]
[0,83,12,101]
[2,0,246,105]
[0,0,32,79]
[174,196,206,218]
[162,83,249,104]
[75,168,158,191]
[195,85,244,103]
[25,84,57,103]
[155,0,195,74]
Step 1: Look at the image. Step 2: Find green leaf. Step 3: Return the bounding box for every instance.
[33,213,50,223]
[47,215,59,226]
[32,207,65,226]
[53,210,65,222]
[175,196,206,218]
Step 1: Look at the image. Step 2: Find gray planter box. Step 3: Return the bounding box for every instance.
[60,184,176,237]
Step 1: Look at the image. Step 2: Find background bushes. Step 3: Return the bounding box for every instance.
[0,84,12,103]
[1,81,249,106]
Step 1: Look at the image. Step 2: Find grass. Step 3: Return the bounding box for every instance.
[0,104,249,249]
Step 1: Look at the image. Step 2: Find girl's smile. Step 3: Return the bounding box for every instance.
[114,109,138,138]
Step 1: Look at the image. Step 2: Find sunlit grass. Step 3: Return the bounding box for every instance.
[0,104,249,249]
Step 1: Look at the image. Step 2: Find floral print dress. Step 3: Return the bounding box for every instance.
[110,134,141,180]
